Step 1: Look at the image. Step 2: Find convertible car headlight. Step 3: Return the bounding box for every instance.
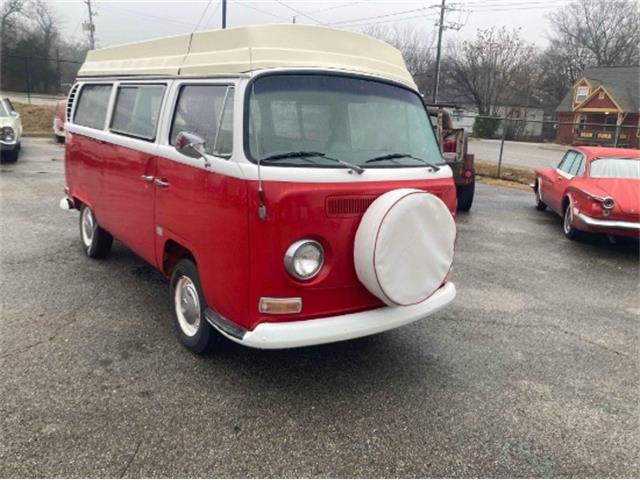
[1,127,15,142]
[284,239,324,280]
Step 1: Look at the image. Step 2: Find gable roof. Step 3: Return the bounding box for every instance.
[556,65,639,113]
[77,24,417,89]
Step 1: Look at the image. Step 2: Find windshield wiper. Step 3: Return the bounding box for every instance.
[365,153,440,171]
[260,151,364,174]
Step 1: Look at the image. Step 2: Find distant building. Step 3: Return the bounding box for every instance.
[555,66,639,149]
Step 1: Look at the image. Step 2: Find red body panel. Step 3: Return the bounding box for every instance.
[101,143,157,264]
[243,177,456,331]
[153,157,251,328]
[54,101,65,134]
[534,146,640,237]
[66,132,457,331]
[65,132,104,211]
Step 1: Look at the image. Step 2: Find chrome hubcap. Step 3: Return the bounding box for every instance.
[174,276,201,337]
[564,206,572,234]
[81,208,95,246]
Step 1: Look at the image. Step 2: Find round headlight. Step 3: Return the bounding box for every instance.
[602,197,614,209]
[2,127,14,141]
[284,239,324,280]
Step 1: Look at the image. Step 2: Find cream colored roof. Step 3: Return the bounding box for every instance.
[78,24,417,89]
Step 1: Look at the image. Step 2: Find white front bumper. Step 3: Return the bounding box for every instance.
[213,282,456,349]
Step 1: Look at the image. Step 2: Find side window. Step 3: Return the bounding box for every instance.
[559,151,577,174]
[170,85,233,156]
[571,154,585,176]
[110,85,165,140]
[74,84,112,129]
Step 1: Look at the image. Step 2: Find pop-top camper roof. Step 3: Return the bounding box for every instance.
[77,24,417,89]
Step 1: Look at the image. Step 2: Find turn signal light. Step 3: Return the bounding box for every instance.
[259,297,302,314]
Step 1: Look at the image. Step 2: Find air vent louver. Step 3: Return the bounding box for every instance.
[66,83,80,122]
[326,195,377,217]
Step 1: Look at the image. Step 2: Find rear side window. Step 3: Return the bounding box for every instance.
[74,84,112,129]
[110,85,165,140]
[571,153,585,176]
[170,85,234,157]
[559,151,578,174]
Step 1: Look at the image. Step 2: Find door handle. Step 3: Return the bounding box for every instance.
[141,175,154,183]
[154,178,169,188]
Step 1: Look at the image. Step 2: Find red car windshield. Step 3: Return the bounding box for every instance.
[590,158,640,179]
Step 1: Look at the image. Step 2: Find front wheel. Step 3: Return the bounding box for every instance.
[456,181,475,212]
[79,204,113,258]
[170,259,219,354]
[0,149,18,163]
[563,202,580,240]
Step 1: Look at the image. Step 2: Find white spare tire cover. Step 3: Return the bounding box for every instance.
[354,188,455,306]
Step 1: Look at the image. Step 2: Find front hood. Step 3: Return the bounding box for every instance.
[0,116,18,129]
[578,178,640,214]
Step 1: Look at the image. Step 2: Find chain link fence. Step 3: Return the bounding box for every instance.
[0,54,82,104]
[451,114,639,176]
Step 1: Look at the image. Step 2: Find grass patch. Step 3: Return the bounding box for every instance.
[14,102,57,136]
[475,160,534,188]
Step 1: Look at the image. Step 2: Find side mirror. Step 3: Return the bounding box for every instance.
[175,131,206,161]
[10,111,19,118]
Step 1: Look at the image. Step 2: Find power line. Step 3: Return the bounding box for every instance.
[343,11,438,30]
[273,0,325,24]
[193,0,216,31]
[327,6,433,26]
[230,0,291,21]
[101,4,198,28]
[202,0,223,29]
[327,6,437,26]
[308,1,364,15]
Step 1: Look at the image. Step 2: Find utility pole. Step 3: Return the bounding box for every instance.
[84,0,96,49]
[222,0,227,29]
[432,0,446,104]
[292,15,296,24]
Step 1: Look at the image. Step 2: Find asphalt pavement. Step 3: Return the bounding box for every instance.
[469,138,566,170]
[1,138,638,477]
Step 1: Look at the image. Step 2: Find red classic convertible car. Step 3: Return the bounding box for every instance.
[532,146,640,239]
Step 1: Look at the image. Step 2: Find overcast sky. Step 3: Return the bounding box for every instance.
[50,0,579,53]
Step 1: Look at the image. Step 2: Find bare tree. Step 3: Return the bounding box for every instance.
[363,25,435,95]
[547,0,640,72]
[535,0,640,109]
[443,27,537,115]
[1,0,25,50]
[29,0,59,55]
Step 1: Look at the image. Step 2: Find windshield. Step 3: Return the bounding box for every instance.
[247,74,442,168]
[590,158,640,179]
[0,101,9,118]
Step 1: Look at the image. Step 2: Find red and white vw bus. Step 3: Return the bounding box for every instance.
[60,25,457,353]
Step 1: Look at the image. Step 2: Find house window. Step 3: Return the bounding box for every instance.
[598,91,605,100]
[575,86,589,103]
[604,115,617,132]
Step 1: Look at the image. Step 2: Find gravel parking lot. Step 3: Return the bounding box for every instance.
[1,138,638,478]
